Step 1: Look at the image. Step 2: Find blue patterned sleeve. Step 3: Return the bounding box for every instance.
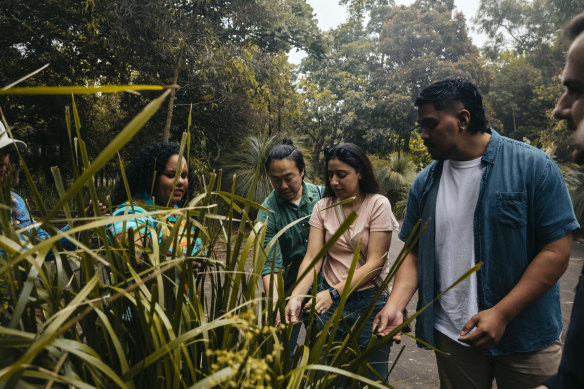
[107,204,153,237]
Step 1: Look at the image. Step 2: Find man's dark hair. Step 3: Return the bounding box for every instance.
[111,142,195,206]
[265,138,305,175]
[564,13,584,44]
[323,143,380,197]
[415,79,488,134]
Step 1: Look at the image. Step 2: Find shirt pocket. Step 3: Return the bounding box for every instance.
[496,192,527,229]
[13,208,31,227]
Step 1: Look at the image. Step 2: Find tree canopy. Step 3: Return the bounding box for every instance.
[0,0,325,176]
[0,0,582,186]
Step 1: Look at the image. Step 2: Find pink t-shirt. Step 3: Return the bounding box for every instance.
[309,193,399,291]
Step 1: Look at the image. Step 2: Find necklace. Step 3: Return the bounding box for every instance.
[342,193,364,216]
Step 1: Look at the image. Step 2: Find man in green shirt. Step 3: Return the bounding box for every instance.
[257,139,322,350]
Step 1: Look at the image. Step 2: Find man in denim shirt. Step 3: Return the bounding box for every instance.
[373,79,579,388]
[539,13,584,389]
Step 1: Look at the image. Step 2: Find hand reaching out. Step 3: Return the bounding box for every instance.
[285,297,303,323]
[303,289,333,316]
[192,257,205,278]
[458,307,508,350]
[84,200,108,217]
[372,304,405,341]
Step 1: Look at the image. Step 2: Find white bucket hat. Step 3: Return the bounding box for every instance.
[0,121,27,151]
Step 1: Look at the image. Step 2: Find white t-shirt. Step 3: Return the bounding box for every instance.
[434,157,482,345]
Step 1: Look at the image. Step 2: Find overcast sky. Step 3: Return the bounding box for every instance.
[289,0,487,63]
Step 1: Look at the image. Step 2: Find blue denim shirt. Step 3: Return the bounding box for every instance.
[399,129,580,355]
[11,192,50,241]
[9,192,74,252]
[1,192,73,304]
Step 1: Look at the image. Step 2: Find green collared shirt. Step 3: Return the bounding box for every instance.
[258,181,322,290]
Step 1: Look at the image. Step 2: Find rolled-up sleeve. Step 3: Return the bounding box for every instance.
[534,158,580,245]
[398,180,422,243]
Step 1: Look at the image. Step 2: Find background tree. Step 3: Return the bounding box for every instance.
[370,152,416,213]
[474,0,557,57]
[373,0,489,153]
[474,0,577,160]
[297,78,340,179]
[0,0,326,181]
[550,0,584,27]
[295,0,489,189]
[3,0,584,200]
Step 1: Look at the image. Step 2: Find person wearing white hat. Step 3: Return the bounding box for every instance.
[0,121,26,183]
[0,120,105,256]
[0,120,108,321]
[0,120,53,245]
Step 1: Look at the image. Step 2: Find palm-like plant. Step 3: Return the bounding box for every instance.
[370,153,416,219]
[221,133,283,206]
[221,133,314,206]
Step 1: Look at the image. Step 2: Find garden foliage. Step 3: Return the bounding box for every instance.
[0,86,479,388]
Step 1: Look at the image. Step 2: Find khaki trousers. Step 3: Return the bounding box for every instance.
[434,329,561,389]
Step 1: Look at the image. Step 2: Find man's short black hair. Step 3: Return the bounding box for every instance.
[564,13,584,44]
[415,79,488,134]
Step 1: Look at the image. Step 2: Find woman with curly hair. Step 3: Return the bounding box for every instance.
[109,142,203,268]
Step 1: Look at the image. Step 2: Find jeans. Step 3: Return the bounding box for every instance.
[318,279,390,384]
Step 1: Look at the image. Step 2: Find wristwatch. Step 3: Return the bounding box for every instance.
[328,286,340,300]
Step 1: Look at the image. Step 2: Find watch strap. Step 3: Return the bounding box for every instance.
[328,286,340,300]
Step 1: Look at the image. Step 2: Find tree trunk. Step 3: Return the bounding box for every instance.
[267,97,273,137]
[403,132,411,153]
[163,48,184,142]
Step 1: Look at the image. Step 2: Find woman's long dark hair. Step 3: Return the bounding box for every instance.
[323,143,380,198]
[111,143,195,206]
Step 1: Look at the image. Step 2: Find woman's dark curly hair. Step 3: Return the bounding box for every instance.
[323,143,381,198]
[111,143,196,206]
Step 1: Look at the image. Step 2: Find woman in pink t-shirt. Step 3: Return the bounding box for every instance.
[285,143,399,383]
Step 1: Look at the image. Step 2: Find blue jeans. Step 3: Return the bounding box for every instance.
[318,279,390,384]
